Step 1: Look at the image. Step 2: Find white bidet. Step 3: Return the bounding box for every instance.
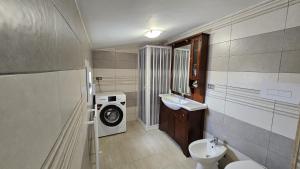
[188,139,227,169]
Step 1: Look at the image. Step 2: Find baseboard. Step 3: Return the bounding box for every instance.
[145,124,159,130]
[137,118,159,131]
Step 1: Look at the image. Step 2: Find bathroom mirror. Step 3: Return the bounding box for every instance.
[172,44,191,95]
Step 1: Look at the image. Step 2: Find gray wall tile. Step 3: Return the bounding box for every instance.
[53,0,87,43]
[280,50,300,73]
[266,151,291,169]
[230,30,284,56]
[283,26,300,51]
[0,0,57,74]
[92,51,116,68]
[224,131,268,165]
[56,11,83,70]
[209,42,230,58]
[205,110,224,125]
[116,52,138,69]
[228,53,281,73]
[268,132,294,159]
[223,116,270,148]
[208,56,229,71]
[0,0,85,74]
[125,92,137,107]
[205,110,226,140]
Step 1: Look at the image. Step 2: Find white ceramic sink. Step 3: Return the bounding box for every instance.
[159,94,207,111]
[189,139,227,169]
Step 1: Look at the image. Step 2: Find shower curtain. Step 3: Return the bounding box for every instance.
[138,46,172,127]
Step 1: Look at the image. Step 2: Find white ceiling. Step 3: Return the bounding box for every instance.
[78,0,264,49]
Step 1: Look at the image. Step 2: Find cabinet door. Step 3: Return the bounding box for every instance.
[159,102,169,132]
[174,111,188,149]
[167,111,175,138]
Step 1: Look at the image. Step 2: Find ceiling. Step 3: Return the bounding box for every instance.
[78,0,264,50]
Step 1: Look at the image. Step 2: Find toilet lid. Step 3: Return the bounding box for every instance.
[225,160,266,169]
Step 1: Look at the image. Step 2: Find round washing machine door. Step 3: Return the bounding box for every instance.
[99,105,124,127]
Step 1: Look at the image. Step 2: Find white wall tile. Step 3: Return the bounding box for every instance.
[205,96,226,114]
[227,72,278,90]
[272,114,298,139]
[207,71,228,85]
[93,68,116,92]
[93,68,138,93]
[0,72,61,169]
[115,69,137,79]
[225,101,273,130]
[209,26,231,44]
[231,8,287,40]
[95,80,116,92]
[116,81,137,92]
[279,73,300,84]
[58,70,82,125]
[286,2,300,29]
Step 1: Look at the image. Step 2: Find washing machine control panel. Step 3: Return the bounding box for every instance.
[96,94,126,103]
[108,96,116,102]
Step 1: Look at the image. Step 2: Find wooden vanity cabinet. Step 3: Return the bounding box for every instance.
[159,100,205,157]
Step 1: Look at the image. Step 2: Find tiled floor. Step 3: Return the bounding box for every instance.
[94,121,197,169]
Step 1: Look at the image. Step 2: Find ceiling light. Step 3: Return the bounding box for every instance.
[145,30,162,38]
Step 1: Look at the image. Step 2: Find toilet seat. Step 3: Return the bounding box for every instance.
[225,160,266,169]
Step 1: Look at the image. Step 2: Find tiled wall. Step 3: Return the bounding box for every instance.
[204,2,300,169]
[0,0,92,169]
[92,50,138,121]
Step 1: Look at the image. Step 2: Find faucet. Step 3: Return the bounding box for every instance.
[210,137,218,146]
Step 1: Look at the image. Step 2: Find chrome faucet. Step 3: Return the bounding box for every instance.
[210,137,218,145]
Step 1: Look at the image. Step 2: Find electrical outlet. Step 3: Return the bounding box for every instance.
[208,84,215,89]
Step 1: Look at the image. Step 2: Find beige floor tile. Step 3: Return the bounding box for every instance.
[98,121,194,169]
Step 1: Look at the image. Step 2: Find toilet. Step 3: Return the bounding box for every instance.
[225,160,266,169]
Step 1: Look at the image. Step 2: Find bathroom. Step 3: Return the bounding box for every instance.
[0,0,300,169]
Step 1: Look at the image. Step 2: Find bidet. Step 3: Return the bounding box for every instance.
[189,139,227,169]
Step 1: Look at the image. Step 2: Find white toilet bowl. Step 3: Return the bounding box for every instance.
[188,139,227,169]
[225,160,266,169]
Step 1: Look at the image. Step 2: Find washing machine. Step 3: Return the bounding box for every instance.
[95,92,126,137]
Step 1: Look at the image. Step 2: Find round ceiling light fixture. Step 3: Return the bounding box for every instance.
[145,30,162,38]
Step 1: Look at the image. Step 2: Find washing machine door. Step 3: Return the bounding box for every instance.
[99,105,124,127]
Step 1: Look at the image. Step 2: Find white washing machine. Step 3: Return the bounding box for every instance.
[95,92,126,137]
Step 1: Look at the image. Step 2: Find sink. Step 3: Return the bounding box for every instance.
[159,94,208,111]
[189,139,227,169]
